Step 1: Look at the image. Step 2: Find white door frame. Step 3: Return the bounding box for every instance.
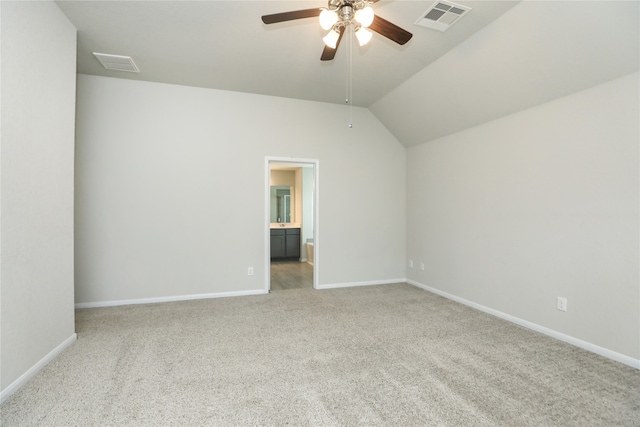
[265,156,319,292]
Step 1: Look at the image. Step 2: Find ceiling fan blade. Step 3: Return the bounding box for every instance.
[369,15,413,45]
[320,26,345,61]
[262,8,322,24]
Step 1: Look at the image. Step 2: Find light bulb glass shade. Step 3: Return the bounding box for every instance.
[354,7,374,27]
[355,27,373,46]
[319,9,339,30]
[323,29,340,48]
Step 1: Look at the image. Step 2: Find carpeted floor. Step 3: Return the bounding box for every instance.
[2,283,639,426]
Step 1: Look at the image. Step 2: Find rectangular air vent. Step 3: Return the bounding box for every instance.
[93,53,140,73]
[415,1,471,32]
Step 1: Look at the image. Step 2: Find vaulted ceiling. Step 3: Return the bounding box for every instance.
[56,0,639,147]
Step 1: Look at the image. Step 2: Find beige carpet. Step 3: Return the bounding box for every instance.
[2,283,639,426]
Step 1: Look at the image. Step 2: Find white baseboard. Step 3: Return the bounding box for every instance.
[75,289,268,309]
[406,279,640,370]
[0,333,77,404]
[316,278,406,290]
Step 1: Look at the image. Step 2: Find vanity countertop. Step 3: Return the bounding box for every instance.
[270,223,301,229]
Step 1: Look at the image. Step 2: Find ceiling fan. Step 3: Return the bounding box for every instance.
[261,0,413,61]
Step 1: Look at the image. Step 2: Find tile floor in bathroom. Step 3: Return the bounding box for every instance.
[270,260,313,291]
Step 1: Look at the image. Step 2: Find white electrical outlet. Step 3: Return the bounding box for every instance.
[248,267,254,276]
[557,297,567,312]
[420,263,425,271]
[409,260,413,268]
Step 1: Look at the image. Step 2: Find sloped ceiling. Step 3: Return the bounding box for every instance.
[55,0,639,147]
[371,1,640,146]
[55,0,518,108]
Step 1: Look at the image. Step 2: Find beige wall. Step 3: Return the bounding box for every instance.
[270,170,295,187]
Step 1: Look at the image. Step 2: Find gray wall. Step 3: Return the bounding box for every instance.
[406,73,640,360]
[1,1,77,397]
[74,75,407,304]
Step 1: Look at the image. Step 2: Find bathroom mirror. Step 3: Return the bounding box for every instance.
[270,186,293,223]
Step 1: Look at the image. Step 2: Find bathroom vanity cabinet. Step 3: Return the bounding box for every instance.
[270,228,300,260]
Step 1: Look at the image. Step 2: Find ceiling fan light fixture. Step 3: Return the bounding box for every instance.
[355,26,373,46]
[319,9,339,30]
[323,28,341,48]
[354,6,374,27]
[261,1,413,61]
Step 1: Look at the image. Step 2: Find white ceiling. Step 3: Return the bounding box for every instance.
[371,1,640,146]
[56,0,639,147]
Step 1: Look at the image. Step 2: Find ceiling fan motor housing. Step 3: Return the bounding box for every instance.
[339,5,355,23]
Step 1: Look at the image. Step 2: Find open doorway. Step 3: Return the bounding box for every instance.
[265,157,318,292]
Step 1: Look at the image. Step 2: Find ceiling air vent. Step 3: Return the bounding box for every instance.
[415,1,471,32]
[93,53,140,73]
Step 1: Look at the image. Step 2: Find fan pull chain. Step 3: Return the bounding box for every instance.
[346,26,353,128]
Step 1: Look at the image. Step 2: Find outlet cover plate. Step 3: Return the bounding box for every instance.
[557,297,567,312]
